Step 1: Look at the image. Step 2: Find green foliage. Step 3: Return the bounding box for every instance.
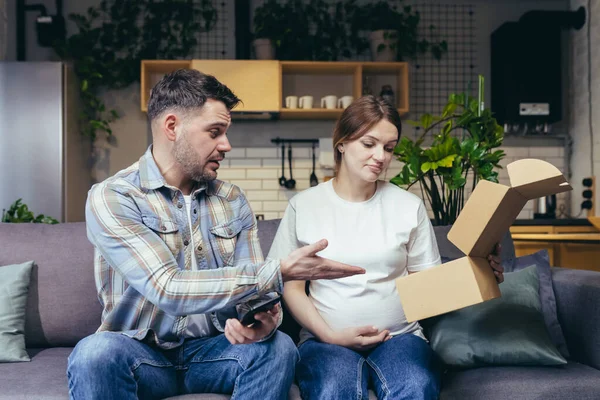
[252,0,444,62]
[391,75,505,225]
[359,0,448,60]
[253,0,363,61]
[2,199,59,224]
[52,0,217,142]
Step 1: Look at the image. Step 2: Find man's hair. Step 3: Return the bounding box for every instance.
[332,95,402,173]
[147,69,241,121]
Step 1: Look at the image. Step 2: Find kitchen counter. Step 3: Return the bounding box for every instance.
[511,233,600,242]
[509,220,600,272]
[512,218,592,226]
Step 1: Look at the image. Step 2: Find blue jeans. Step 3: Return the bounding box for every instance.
[297,333,442,400]
[67,331,298,400]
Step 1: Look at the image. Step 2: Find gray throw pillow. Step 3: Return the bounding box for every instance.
[0,261,34,362]
[502,249,569,358]
[423,266,567,368]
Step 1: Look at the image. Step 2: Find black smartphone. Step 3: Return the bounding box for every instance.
[239,295,281,326]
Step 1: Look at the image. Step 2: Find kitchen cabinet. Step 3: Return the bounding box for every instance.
[140,60,409,119]
[191,60,280,112]
[509,223,600,272]
[140,60,280,112]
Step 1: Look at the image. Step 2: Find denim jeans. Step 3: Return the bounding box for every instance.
[67,331,298,400]
[296,333,442,400]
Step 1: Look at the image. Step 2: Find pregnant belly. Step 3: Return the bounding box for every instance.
[311,291,414,335]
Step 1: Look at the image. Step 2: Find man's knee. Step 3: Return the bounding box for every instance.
[68,332,128,373]
[268,331,299,364]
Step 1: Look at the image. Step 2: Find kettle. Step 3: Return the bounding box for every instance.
[534,194,557,219]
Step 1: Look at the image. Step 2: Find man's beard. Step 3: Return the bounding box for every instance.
[172,130,217,182]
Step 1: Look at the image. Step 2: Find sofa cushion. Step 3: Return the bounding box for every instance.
[425,266,566,367]
[440,362,600,400]
[503,249,569,359]
[0,223,102,347]
[0,347,72,399]
[552,268,600,370]
[257,219,282,257]
[0,260,34,362]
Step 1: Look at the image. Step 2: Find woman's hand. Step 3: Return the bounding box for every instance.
[488,243,504,283]
[328,326,391,352]
[224,304,281,345]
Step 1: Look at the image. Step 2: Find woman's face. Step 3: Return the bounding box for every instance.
[339,119,399,183]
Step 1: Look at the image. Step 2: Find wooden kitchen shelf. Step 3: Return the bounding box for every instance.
[279,108,345,120]
[140,60,410,117]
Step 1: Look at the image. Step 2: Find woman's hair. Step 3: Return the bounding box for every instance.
[332,95,402,172]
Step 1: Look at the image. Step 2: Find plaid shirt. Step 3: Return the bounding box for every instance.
[85,146,283,349]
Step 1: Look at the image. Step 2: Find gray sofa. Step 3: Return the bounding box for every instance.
[0,220,599,400]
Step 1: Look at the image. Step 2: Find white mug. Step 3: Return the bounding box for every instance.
[337,95,354,109]
[299,96,314,109]
[285,96,298,109]
[321,95,337,109]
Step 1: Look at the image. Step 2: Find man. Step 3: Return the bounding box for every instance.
[67,69,365,400]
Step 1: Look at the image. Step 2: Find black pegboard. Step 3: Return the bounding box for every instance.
[193,0,231,59]
[407,2,477,140]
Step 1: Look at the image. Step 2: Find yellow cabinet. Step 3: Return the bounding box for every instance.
[191,60,281,112]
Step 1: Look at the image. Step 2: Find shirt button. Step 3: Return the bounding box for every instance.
[184,240,189,246]
[193,209,197,214]
[177,203,183,209]
[161,226,167,231]
[197,245,202,251]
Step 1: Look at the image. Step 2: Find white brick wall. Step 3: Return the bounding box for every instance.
[217,146,565,220]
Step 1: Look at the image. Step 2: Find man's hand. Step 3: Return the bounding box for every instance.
[488,243,504,283]
[327,326,391,352]
[280,239,366,282]
[224,304,281,345]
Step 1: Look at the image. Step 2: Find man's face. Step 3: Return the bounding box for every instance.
[172,99,232,182]
[341,119,398,183]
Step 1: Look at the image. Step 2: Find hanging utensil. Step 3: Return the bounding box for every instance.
[278,143,287,187]
[285,143,296,189]
[310,143,318,187]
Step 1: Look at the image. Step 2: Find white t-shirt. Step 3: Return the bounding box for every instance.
[182,195,215,338]
[267,179,441,342]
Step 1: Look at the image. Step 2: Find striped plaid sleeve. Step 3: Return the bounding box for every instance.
[233,191,284,296]
[85,182,278,317]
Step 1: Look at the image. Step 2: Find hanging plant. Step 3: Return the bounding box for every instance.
[52,0,217,142]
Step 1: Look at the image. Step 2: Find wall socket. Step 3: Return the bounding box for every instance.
[582,176,595,217]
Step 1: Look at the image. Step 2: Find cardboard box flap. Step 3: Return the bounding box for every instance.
[448,181,526,257]
[507,159,572,199]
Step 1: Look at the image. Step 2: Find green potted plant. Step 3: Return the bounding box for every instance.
[253,0,362,61]
[2,199,59,224]
[252,0,312,60]
[359,1,447,61]
[390,76,505,225]
[252,0,283,59]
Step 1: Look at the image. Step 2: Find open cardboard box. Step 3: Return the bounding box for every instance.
[396,159,572,322]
